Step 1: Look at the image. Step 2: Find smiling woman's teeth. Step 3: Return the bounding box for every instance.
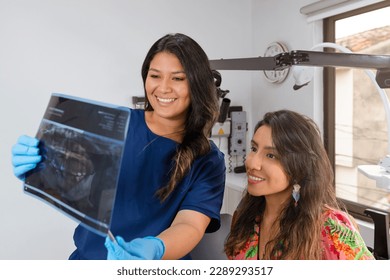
[248,175,265,181]
[157,97,176,103]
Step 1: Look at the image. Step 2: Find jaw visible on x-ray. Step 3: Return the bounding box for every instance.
[39,127,97,205]
[25,122,121,230]
[44,139,96,202]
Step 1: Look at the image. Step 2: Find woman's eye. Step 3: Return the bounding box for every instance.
[266,153,277,159]
[173,76,185,81]
[250,146,257,153]
[149,74,159,78]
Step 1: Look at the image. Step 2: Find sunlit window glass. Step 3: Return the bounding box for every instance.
[335,7,390,213]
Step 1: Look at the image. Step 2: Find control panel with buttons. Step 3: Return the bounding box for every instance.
[228,111,247,156]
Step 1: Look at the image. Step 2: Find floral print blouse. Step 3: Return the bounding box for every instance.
[229,208,375,260]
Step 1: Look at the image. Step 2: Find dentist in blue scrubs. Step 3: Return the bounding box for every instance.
[11,33,226,260]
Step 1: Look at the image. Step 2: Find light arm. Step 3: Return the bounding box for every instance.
[209,50,390,88]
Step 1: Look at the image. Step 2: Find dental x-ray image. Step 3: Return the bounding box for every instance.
[24,93,130,236]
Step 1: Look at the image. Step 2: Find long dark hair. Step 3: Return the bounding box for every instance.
[225,109,342,259]
[141,33,219,201]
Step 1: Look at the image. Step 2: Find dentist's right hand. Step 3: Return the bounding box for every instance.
[12,135,42,180]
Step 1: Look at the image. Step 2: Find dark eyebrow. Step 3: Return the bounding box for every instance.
[264,146,277,152]
[250,140,258,147]
[250,140,276,151]
[148,68,186,75]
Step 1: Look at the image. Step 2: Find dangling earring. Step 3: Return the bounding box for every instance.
[292,183,301,207]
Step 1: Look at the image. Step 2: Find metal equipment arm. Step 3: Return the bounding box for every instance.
[209,50,390,88]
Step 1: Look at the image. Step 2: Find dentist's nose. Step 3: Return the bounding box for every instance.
[158,77,172,94]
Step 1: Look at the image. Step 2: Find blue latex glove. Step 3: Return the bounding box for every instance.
[105,235,165,260]
[11,135,42,180]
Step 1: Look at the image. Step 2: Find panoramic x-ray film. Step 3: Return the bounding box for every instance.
[24,93,130,236]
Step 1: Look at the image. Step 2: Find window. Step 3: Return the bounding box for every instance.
[324,2,390,221]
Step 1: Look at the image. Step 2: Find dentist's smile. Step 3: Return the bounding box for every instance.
[156,96,177,103]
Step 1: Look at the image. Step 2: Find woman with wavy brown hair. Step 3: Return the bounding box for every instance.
[225,109,374,260]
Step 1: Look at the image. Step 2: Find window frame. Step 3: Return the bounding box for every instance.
[323,1,390,222]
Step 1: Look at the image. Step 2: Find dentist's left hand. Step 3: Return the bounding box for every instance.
[105,236,165,260]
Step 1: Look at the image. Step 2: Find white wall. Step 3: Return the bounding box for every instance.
[0,0,327,259]
[249,0,324,135]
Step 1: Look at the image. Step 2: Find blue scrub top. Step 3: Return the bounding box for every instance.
[69,109,226,259]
